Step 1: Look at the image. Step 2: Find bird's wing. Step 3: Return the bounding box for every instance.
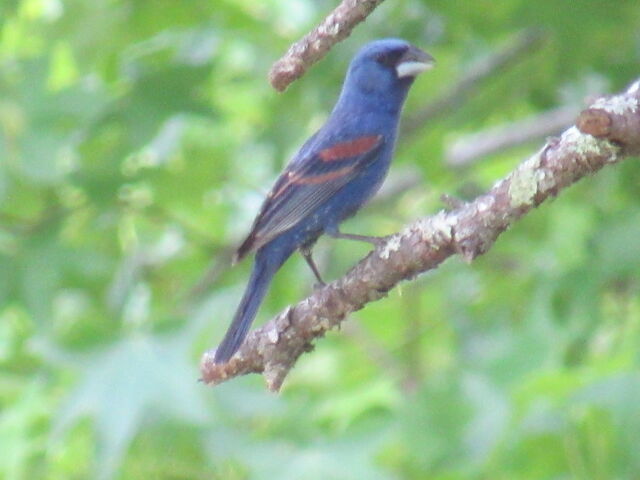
[235,134,384,261]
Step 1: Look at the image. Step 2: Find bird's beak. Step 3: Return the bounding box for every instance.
[396,46,435,78]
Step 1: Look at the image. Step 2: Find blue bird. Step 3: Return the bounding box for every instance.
[214,39,434,363]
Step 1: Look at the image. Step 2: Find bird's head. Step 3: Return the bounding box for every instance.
[341,39,434,107]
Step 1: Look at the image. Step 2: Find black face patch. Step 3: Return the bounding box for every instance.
[373,47,407,68]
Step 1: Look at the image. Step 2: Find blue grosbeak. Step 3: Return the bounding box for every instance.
[214,39,434,363]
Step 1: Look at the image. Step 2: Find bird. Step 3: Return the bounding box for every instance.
[214,39,434,363]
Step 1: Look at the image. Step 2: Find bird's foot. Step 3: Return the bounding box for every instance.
[370,234,392,248]
[312,280,327,291]
[328,230,389,247]
[441,193,465,210]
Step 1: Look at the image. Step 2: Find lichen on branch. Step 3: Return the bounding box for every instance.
[201,78,640,392]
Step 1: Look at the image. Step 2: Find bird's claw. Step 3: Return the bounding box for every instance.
[313,281,327,291]
[441,193,465,210]
[371,235,391,248]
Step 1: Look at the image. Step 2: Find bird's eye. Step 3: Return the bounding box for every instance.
[374,49,406,68]
[374,51,398,68]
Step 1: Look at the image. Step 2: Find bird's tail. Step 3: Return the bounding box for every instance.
[214,245,290,363]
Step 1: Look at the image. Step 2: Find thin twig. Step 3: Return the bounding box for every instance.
[201,78,640,391]
[268,0,386,91]
[403,29,546,135]
[446,105,580,167]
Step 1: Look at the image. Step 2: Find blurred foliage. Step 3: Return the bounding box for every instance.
[1,0,640,478]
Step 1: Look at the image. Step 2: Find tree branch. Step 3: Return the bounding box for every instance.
[268,0,386,92]
[201,78,640,391]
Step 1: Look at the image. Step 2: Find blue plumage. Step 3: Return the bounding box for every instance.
[214,39,434,363]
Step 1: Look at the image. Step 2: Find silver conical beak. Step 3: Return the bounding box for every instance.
[396,46,435,78]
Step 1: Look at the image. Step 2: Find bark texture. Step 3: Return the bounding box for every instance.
[201,79,640,392]
[268,0,386,91]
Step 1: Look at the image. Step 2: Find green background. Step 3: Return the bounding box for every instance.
[1,0,640,478]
